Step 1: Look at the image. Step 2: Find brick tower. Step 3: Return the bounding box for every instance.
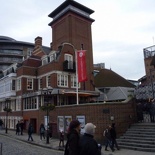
[48,0,95,91]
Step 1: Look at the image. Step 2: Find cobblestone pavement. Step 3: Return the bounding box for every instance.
[0,129,155,155]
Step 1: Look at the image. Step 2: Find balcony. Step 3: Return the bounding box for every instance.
[63,60,76,72]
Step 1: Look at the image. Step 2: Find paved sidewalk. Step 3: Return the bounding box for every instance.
[0,129,155,155]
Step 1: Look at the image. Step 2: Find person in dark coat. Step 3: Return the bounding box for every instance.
[39,123,45,140]
[64,120,81,155]
[79,123,101,155]
[16,121,20,135]
[103,125,114,152]
[20,120,24,135]
[28,123,34,141]
[110,123,119,150]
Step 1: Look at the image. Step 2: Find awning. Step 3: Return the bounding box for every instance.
[64,91,92,97]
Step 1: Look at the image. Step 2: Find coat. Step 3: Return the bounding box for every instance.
[79,133,101,155]
[65,129,80,155]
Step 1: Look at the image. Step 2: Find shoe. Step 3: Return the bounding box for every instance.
[105,149,109,151]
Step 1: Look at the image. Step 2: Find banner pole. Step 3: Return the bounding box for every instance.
[75,50,79,105]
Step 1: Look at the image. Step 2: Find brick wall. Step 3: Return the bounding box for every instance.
[48,100,137,143]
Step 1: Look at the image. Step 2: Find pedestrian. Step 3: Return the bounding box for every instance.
[59,130,64,147]
[16,121,20,135]
[110,123,119,150]
[64,119,81,155]
[103,125,114,152]
[79,123,101,155]
[39,123,45,140]
[20,120,24,135]
[0,119,3,130]
[48,123,53,139]
[28,123,34,141]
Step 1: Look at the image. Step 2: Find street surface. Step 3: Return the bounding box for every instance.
[0,134,63,155]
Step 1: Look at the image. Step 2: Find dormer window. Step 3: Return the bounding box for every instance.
[64,54,73,69]
[41,55,48,65]
[49,51,56,62]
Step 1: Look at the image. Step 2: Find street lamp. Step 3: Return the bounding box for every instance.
[40,97,55,144]
[3,100,12,134]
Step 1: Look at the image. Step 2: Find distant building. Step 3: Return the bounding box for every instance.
[135,45,155,100]
[94,67,135,102]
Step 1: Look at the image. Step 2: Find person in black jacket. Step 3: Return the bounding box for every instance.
[79,123,101,155]
[64,120,81,155]
[110,123,119,150]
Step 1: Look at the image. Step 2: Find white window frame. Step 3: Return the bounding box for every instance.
[64,54,73,69]
[71,75,80,88]
[27,78,33,90]
[57,74,68,87]
[46,75,51,87]
[39,78,42,89]
[17,78,21,91]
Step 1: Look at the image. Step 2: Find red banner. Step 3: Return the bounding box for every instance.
[77,50,87,82]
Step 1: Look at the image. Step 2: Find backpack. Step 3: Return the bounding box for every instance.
[40,127,45,133]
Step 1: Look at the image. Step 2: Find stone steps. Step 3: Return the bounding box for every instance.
[117,123,155,152]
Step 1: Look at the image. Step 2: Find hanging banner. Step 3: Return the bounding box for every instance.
[77,50,87,82]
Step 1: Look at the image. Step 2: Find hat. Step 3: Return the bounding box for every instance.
[69,120,81,130]
[85,123,96,136]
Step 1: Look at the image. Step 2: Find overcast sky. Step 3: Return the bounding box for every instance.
[1,0,155,80]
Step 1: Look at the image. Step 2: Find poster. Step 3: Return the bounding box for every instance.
[76,115,85,134]
[57,116,64,132]
[64,116,72,133]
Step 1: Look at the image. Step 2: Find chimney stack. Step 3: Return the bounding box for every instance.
[35,36,42,46]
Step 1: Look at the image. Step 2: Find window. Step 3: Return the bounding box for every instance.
[12,80,16,90]
[16,99,21,111]
[24,97,38,110]
[46,76,51,87]
[50,53,56,62]
[64,54,73,69]
[27,78,33,90]
[57,74,68,87]
[42,56,48,65]
[39,78,42,89]
[71,75,80,88]
[17,79,21,91]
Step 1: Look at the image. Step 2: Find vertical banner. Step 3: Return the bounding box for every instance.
[77,50,87,82]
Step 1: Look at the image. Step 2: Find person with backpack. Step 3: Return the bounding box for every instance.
[110,123,119,150]
[28,123,34,141]
[39,123,45,140]
[103,125,114,152]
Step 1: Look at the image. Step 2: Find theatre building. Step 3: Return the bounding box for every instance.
[0,0,136,141]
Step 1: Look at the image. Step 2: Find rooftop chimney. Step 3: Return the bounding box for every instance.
[35,36,42,46]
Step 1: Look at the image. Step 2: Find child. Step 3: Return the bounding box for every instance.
[59,130,64,147]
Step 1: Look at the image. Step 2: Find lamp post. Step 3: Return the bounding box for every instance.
[3,100,12,134]
[40,96,55,144]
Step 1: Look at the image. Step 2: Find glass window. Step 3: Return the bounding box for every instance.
[17,79,21,91]
[57,74,68,87]
[39,78,42,89]
[71,75,80,88]
[46,76,51,87]
[27,78,33,90]
[64,54,73,69]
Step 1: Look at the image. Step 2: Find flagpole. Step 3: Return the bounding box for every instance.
[75,49,79,105]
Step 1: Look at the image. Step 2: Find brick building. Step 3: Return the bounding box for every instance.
[0,0,137,142]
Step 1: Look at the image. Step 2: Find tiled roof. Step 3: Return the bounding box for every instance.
[94,68,135,88]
